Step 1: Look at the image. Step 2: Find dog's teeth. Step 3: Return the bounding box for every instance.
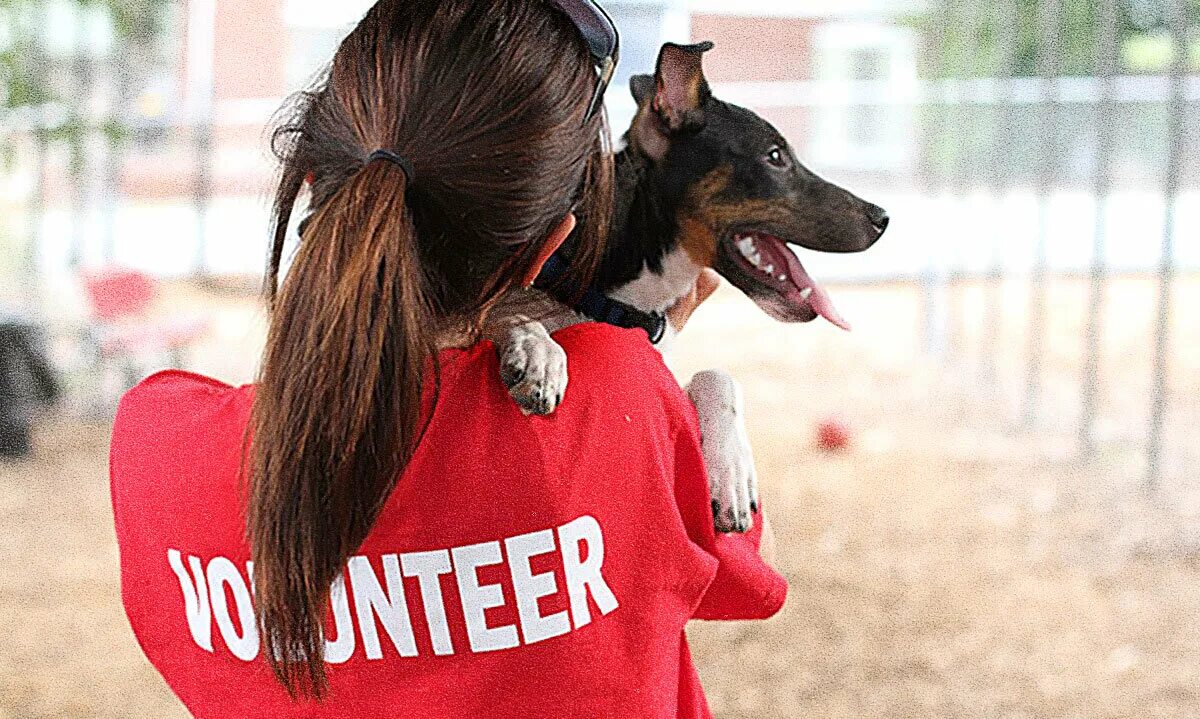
[736,237,758,262]
[800,287,813,300]
[764,264,774,274]
[779,274,787,282]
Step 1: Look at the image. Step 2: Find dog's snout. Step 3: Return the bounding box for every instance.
[866,204,889,236]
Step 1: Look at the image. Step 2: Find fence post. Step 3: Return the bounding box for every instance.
[66,2,94,270]
[1021,0,1062,428]
[946,0,981,368]
[24,49,50,307]
[1145,0,1189,494]
[1078,0,1121,458]
[980,0,1019,388]
[919,0,950,359]
[100,45,133,267]
[187,0,217,277]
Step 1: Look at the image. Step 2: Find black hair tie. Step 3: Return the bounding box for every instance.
[367,149,416,184]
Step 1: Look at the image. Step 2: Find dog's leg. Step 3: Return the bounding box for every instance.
[484,289,584,416]
[686,369,757,534]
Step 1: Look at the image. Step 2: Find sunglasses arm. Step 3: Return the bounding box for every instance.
[585,55,616,123]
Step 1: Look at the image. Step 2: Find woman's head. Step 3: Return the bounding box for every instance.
[248,0,614,696]
[270,0,612,309]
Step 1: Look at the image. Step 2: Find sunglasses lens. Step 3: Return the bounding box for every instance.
[551,1,619,123]
[552,0,619,62]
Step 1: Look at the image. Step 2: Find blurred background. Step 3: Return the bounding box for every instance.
[1,0,1198,717]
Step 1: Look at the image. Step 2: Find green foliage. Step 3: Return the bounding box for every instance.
[914,0,1200,78]
[84,0,167,41]
[1,0,168,160]
[1,2,49,109]
[1,0,169,111]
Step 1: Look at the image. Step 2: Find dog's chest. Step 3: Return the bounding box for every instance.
[607,246,704,315]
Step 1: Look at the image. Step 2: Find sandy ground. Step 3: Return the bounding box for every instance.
[2,276,1198,718]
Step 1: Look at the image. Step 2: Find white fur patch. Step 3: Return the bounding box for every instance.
[608,246,705,315]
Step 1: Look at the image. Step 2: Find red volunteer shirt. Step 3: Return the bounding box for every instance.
[111,323,786,718]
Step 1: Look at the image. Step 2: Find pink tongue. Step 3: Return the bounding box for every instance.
[774,240,852,331]
[805,284,852,332]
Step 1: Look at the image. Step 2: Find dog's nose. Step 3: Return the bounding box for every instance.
[866,204,889,236]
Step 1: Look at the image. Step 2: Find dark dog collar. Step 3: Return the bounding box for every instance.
[536,253,667,345]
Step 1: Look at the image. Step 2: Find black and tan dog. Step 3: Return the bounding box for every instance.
[490,41,887,532]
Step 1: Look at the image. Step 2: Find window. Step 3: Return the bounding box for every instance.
[847,48,891,146]
[812,22,918,172]
[282,0,371,89]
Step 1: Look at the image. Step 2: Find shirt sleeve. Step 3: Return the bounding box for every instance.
[670,402,788,621]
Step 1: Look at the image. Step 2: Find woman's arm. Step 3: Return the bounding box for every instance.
[664,269,721,332]
[759,514,777,567]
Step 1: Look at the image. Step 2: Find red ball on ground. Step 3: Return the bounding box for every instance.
[817,418,852,452]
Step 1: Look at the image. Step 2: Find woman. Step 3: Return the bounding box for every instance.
[110,1,785,717]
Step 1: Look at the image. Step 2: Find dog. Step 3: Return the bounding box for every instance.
[487,41,888,533]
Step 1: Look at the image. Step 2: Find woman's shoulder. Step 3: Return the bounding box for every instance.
[115,370,251,436]
[121,368,247,399]
[111,369,253,482]
[548,321,663,358]
[548,322,694,420]
[552,322,675,378]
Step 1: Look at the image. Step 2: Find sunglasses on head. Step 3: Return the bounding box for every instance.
[549,0,621,124]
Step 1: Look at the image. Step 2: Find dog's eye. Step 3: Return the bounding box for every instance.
[765,147,788,168]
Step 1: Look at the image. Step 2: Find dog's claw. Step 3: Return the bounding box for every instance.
[713,505,751,534]
[524,388,556,417]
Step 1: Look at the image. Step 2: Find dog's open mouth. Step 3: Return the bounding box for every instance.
[716,232,851,330]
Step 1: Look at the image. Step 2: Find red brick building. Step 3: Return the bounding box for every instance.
[26,0,919,276]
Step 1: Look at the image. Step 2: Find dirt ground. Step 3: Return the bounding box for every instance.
[2,276,1198,718]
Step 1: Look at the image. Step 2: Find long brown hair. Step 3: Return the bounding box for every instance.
[248,0,613,697]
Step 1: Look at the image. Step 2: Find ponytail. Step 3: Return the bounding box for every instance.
[248,159,435,696]
[247,0,616,699]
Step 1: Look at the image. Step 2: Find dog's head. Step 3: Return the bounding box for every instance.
[627,42,888,327]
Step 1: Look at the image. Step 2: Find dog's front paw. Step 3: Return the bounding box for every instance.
[687,370,758,534]
[499,321,568,416]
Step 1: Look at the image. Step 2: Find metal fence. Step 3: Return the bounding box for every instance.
[909,0,1196,491]
[1,0,1196,489]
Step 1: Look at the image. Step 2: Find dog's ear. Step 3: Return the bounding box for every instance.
[652,41,714,130]
[629,41,714,161]
[630,74,655,106]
